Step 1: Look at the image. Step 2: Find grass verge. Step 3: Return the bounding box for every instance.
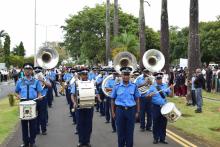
[203,91,220,100]
[0,97,19,144]
[168,96,220,146]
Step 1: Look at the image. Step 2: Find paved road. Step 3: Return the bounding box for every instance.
[0,80,15,100]
[6,96,181,147]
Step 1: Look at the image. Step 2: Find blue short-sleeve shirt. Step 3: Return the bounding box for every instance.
[111,81,140,107]
[147,83,171,106]
[15,77,43,100]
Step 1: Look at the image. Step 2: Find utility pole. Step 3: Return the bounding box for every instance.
[34,0,37,66]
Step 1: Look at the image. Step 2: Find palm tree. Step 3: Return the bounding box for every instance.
[160,0,170,73]
[0,30,7,38]
[114,0,119,36]
[187,0,201,103]
[106,0,111,65]
[112,32,140,60]
[0,30,8,56]
[139,0,146,69]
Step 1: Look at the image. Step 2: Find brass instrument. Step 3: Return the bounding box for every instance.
[142,49,165,73]
[102,51,137,97]
[113,51,137,74]
[135,49,165,94]
[36,47,59,69]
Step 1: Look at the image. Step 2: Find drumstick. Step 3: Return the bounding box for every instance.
[146,84,175,97]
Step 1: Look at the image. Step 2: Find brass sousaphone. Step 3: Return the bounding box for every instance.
[134,49,165,94]
[102,51,137,97]
[36,47,59,69]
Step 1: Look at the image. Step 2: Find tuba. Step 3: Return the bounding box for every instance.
[101,51,137,97]
[142,49,165,73]
[36,47,59,69]
[113,51,137,74]
[135,49,165,94]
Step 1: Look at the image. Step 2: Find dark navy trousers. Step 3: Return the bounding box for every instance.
[152,104,167,141]
[140,98,152,129]
[36,97,48,133]
[77,108,94,145]
[47,86,53,108]
[21,119,37,145]
[105,97,116,131]
[115,106,136,147]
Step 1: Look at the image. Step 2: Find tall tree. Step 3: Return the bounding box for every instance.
[3,35,10,67]
[160,0,170,73]
[187,0,201,103]
[139,0,146,69]
[18,41,25,56]
[114,0,119,36]
[106,0,111,65]
[0,30,8,56]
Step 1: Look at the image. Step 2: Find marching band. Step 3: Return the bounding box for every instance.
[15,48,181,147]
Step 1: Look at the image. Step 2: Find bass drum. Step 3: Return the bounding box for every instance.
[19,100,37,120]
[161,102,181,123]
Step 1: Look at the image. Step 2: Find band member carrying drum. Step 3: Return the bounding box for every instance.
[111,67,140,147]
[146,72,174,144]
[71,69,94,147]
[15,63,43,147]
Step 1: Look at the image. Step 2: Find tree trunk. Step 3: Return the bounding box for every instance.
[106,0,111,65]
[139,0,146,69]
[187,0,201,103]
[160,0,170,74]
[114,0,119,36]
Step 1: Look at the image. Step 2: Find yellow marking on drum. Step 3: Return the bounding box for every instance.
[167,129,197,147]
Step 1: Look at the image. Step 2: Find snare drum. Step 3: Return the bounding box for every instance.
[19,100,37,120]
[161,102,181,123]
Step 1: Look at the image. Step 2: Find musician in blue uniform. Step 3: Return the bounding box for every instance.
[146,72,174,144]
[95,70,105,116]
[135,69,152,131]
[88,67,98,81]
[111,67,140,147]
[48,68,59,97]
[63,68,73,110]
[34,66,51,135]
[15,63,43,147]
[71,69,93,147]
[104,69,118,132]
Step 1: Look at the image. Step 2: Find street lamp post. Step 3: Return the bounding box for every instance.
[34,0,37,66]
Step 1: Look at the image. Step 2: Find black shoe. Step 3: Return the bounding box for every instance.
[77,143,83,147]
[146,128,152,132]
[105,121,110,123]
[20,144,29,147]
[74,131,78,134]
[30,144,37,147]
[85,143,92,147]
[140,128,145,132]
[195,109,202,113]
[159,140,168,144]
[112,130,116,133]
[42,131,47,135]
[153,139,159,144]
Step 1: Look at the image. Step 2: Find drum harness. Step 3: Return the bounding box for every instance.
[21,78,37,102]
